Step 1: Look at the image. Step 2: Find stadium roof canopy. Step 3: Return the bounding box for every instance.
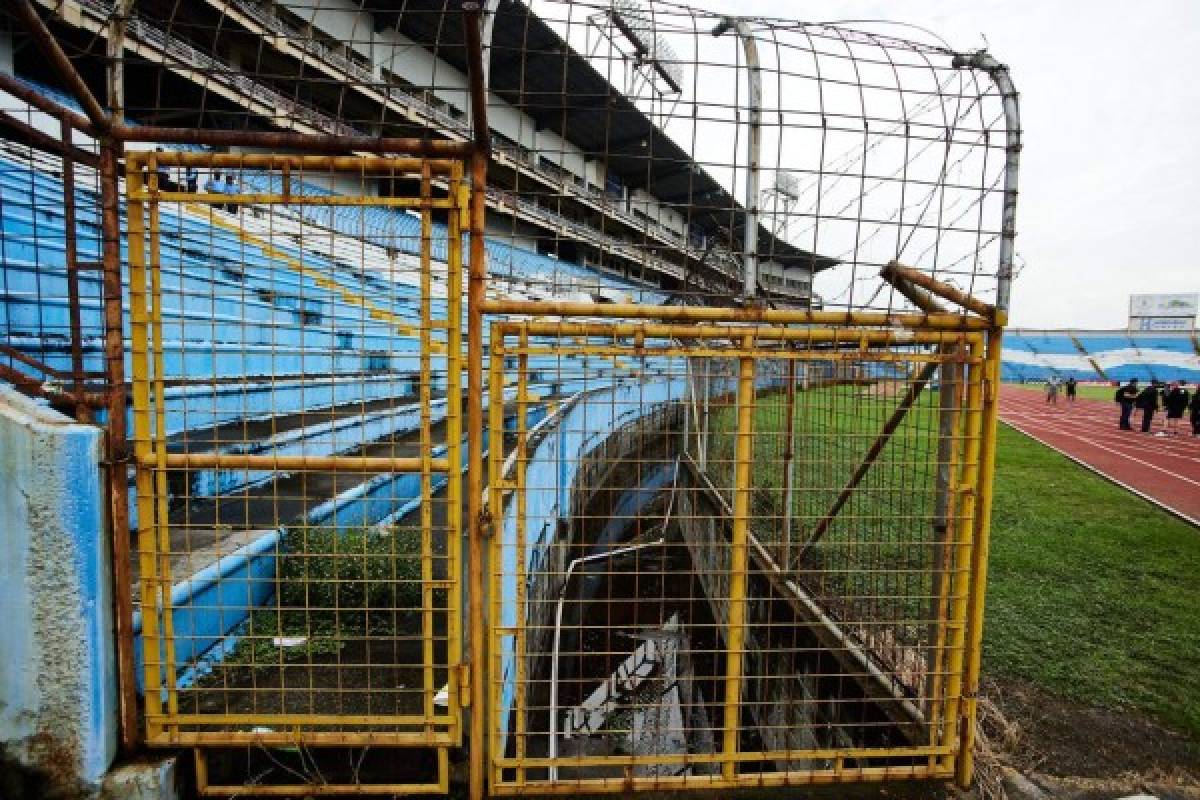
[377,0,837,274]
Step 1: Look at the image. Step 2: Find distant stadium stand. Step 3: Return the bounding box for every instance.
[1002,329,1200,383]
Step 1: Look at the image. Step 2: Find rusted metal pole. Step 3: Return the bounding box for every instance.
[881,261,997,321]
[113,124,473,157]
[779,354,799,569]
[882,265,966,727]
[0,110,101,168]
[99,138,139,754]
[0,71,96,134]
[461,4,490,797]
[107,0,137,120]
[60,115,91,423]
[10,0,111,131]
[795,356,946,561]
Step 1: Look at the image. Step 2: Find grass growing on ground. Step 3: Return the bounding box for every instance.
[711,381,1200,740]
[1009,381,1116,401]
[224,525,425,666]
[985,423,1200,739]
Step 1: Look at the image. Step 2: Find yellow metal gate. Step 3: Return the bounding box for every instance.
[482,315,999,793]
[126,152,466,793]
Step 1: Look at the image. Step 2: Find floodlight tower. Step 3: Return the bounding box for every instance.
[587,0,685,127]
[762,170,800,242]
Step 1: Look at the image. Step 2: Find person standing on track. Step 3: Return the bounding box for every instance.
[1065,376,1077,403]
[1164,381,1189,436]
[1045,376,1060,405]
[1135,380,1160,433]
[1190,388,1200,436]
[1115,378,1138,430]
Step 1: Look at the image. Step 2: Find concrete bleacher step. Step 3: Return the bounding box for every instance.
[132,416,454,595]
[165,394,416,452]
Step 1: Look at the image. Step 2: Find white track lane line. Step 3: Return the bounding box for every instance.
[1002,397,1200,462]
[998,419,1199,528]
[1000,413,1200,489]
[1004,410,1200,464]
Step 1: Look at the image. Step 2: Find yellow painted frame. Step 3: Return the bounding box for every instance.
[481,320,996,794]
[125,154,468,789]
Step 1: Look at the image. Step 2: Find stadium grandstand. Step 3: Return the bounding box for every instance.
[0,1,1019,797]
[1002,329,1200,383]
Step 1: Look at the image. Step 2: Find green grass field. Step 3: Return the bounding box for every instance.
[987,423,1200,739]
[710,382,1200,741]
[1009,380,1116,401]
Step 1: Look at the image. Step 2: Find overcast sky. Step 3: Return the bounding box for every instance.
[692,0,1200,328]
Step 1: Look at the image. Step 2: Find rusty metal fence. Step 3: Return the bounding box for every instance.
[482,312,1000,793]
[0,0,1020,795]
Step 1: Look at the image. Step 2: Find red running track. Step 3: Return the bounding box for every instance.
[998,385,1200,526]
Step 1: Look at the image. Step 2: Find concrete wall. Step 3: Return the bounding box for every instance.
[0,388,115,798]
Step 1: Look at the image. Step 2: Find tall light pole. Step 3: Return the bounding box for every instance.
[712,16,762,302]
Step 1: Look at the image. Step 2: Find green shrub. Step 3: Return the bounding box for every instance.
[222,525,425,667]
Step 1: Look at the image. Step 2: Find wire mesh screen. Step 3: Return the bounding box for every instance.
[8,0,1015,313]
[482,0,1016,313]
[127,153,465,754]
[487,322,990,792]
[0,82,109,423]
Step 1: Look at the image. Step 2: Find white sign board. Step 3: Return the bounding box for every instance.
[1129,293,1198,319]
[1132,316,1195,332]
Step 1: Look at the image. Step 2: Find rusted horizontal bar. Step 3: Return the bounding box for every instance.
[496,742,951,770]
[0,110,101,168]
[490,764,951,795]
[197,782,446,797]
[1,343,81,381]
[128,151,460,174]
[137,453,449,472]
[149,712,455,727]
[882,261,997,320]
[0,70,96,134]
[132,191,456,209]
[149,730,457,747]
[114,124,473,158]
[499,319,982,346]
[481,298,991,330]
[0,344,104,381]
[499,345,972,366]
[0,363,107,407]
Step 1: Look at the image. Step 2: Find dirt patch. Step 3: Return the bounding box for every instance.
[986,677,1200,783]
